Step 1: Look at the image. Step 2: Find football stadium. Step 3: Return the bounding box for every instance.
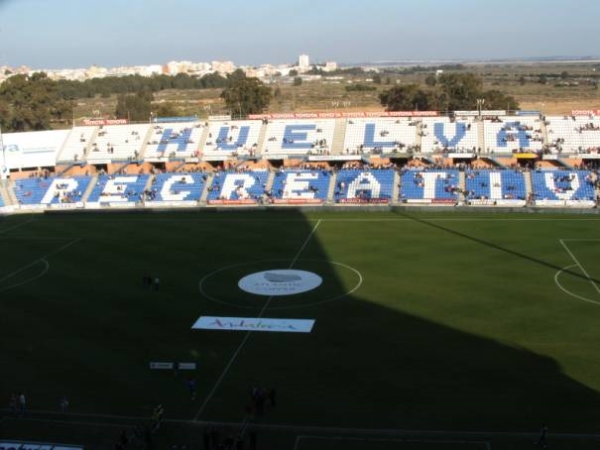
[3,111,600,450]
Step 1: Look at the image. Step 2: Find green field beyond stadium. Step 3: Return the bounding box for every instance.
[3,209,600,449]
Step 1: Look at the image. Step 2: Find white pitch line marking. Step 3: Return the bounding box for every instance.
[0,259,49,293]
[0,214,35,234]
[2,409,600,443]
[0,238,81,285]
[555,264,600,307]
[193,220,322,421]
[559,239,600,296]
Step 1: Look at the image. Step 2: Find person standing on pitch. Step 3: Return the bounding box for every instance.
[536,423,548,448]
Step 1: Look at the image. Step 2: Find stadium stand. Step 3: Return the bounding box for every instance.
[335,168,395,203]
[262,119,336,157]
[342,118,418,155]
[270,169,331,203]
[545,115,600,154]
[86,174,150,203]
[483,116,544,154]
[531,170,596,202]
[144,123,204,159]
[1,113,600,212]
[421,117,479,154]
[464,169,527,202]
[144,172,207,203]
[13,176,91,205]
[203,120,263,158]
[87,124,151,162]
[58,126,98,162]
[206,170,270,203]
[400,169,461,203]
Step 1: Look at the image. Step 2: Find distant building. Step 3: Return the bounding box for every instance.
[212,61,236,75]
[165,60,194,75]
[323,61,338,72]
[298,54,310,70]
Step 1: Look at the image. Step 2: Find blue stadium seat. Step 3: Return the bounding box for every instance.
[531,170,595,201]
[271,169,330,202]
[400,169,460,202]
[206,171,270,202]
[14,176,92,205]
[335,169,395,203]
[87,174,149,202]
[148,172,207,202]
[464,170,526,201]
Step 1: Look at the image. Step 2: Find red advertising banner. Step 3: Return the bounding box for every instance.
[82,119,129,126]
[570,109,600,116]
[248,111,438,120]
[338,198,390,204]
[208,199,257,205]
[272,198,324,204]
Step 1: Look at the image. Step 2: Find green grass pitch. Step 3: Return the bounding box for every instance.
[3,209,600,449]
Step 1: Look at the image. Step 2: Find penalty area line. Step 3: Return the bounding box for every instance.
[0,238,82,285]
[0,214,36,234]
[559,239,600,296]
[192,219,322,421]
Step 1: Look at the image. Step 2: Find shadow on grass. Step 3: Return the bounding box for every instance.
[2,209,600,450]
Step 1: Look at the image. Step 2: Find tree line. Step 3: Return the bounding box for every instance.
[0,70,272,131]
[379,73,519,112]
[0,70,519,133]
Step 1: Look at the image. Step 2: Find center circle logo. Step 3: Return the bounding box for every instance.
[238,269,323,296]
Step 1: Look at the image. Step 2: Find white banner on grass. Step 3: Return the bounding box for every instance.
[192,316,315,333]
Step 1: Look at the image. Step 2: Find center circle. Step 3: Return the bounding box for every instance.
[198,259,363,310]
[238,269,323,296]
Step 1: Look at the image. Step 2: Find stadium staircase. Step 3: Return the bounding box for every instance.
[199,172,214,204]
[137,126,155,160]
[55,128,72,162]
[5,180,18,205]
[331,118,347,154]
[82,175,98,203]
[458,170,466,204]
[255,121,268,157]
[0,180,12,205]
[415,122,424,152]
[524,171,533,199]
[326,171,337,204]
[143,175,155,193]
[478,117,486,153]
[84,127,100,158]
[198,124,210,156]
[265,170,275,195]
[392,171,400,203]
[539,116,549,145]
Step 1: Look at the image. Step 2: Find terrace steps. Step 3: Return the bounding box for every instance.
[331,118,347,154]
[82,175,98,203]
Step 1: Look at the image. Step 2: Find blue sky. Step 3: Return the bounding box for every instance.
[0,0,598,69]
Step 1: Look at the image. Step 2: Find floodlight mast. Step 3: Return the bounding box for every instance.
[477,98,485,119]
